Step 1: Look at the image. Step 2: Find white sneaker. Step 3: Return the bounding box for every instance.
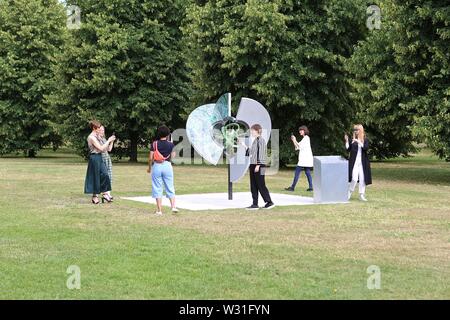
[171,207,179,213]
[359,194,368,202]
[348,191,352,201]
[154,211,163,216]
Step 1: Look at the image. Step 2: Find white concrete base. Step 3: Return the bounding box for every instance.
[122,192,322,211]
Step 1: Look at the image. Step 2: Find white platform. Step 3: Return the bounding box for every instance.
[122,192,317,211]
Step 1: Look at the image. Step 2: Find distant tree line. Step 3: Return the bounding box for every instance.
[0,0,448,163]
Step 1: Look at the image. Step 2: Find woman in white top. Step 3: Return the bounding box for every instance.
[285,126,314,192]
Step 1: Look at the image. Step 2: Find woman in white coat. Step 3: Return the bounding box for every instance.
[285,126,314,192]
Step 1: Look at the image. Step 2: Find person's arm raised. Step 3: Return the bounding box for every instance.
[344,134,351,151]
[362,139,369,151]
[89,135,114,153]
[291,135,300,149]
[354,138,364,148]
[108,139,114,152]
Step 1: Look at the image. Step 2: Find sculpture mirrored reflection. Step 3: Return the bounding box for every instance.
[186,93,272,199]
[186,103,224,165]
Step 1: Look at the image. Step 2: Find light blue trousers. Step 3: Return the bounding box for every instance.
[151,161,175,199]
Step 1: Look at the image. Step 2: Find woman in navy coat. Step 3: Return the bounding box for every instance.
[345,124,372,201]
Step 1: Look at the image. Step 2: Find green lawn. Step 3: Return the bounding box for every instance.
[0,148,449,299]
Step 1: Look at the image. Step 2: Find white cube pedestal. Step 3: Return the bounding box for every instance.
[313,156,349,204]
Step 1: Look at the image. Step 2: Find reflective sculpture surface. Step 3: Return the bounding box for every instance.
[186,93,272,198]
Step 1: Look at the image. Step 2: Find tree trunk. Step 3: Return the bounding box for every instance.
[27,149,36,158]
[129,133,138,163]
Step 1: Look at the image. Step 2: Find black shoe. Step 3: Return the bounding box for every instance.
[245,204,260,210]
[263,202,275,210]
[306,188,313,192]
[102,194,112,203]
[285,187,295,191]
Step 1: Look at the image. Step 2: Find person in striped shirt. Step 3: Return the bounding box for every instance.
[242,124,275,210]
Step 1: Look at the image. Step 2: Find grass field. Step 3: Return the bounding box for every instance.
[0,148,449,299]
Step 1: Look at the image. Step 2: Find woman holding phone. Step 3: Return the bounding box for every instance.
[285,126,314,192]
[98,126,114,201]
[84,120,115,204]
[345,124,372,201]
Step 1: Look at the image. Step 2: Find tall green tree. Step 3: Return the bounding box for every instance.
[347,1,418,159]
[183,0,367,164]
[50,0,191,161]
[348,0,450,160]
[0,0,66,157]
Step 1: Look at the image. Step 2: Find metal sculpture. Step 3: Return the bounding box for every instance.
[186,93,272,199]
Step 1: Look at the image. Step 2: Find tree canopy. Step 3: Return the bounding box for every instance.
[348,0,450,160]
[183,0,367,164]
[0,0,66,157]
[49,0,191,161]
[0,0,449,163]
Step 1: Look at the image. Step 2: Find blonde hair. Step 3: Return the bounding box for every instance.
[354,124,366,141]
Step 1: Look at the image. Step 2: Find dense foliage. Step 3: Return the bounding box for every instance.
[183,0,367,164]
[348,0,450,160]
[0,0,66,157]
[1,0,448,162]
[49,0,191,161]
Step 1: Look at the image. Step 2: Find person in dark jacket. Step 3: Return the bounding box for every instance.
[241,124,275,210]
[345,124,372,201]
